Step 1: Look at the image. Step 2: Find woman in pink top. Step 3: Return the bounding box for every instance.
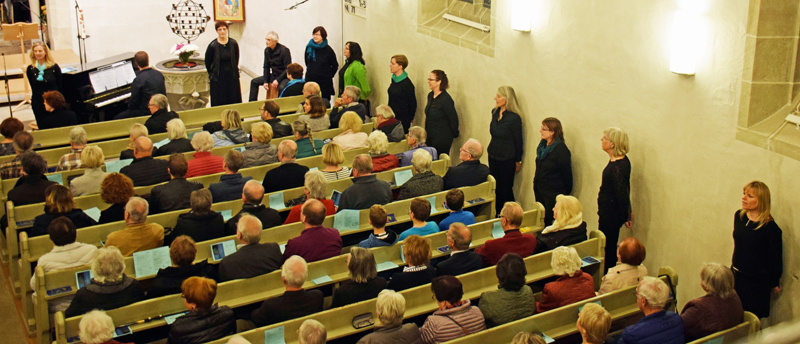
[332,111,368,150]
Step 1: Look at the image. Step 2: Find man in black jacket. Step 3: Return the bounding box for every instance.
[249,31,292,101]
[119,137,170,187]
[115,51,166,119]
[435,223,484,276]
[143,94,179,135]
[149,154,201,214]
[250,255,323,326]
[263,140,308,193]
[337,154,392,211]
[329,86,368,128]
[442,139,490,189]
[260,100,292,138]
[219,215,283,282]
[225,180,282,236]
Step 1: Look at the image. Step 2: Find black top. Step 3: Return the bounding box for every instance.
[534,222,587,253]
[149,178,203,214]
[732,211,783,287]
[387,266,437,291]
[442,160,490,190]
[330,277,387,308]
[424,91,459,148]
[99,203,126,225]
[218,242,283,282]
[120,156,171,187]
[205,39,239,81]
[144,109,180,135]
[435,251,484,277]
[37,108,78,130]
[597,156,631,221]
[224,203,283,236]
[26,63,62,97]
[156,138,194,156]
[171,211,225,244]
[263,163,309,193]
[280,81,305,98]
[120,149,135,160]
[30,208,97,237]
[388,77,417,129]
[533,140,573,195]
[251,289,324,327]
[488,109,523,162]
[304,44,338,98]
[167,304,236,344]
[263,42,292,83]
[337,175,393,211]
[129,68,166,111]
[330,103,368,129]
[8,174,57,206]
[148,261,217,299]
[266,118,294,138]
[64,275,145,317]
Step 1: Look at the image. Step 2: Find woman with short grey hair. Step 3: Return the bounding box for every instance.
[680,263,744,341]
[357,289,422,344]
[397,149,442,200]
[330,247,387,308]
[283,170,335,224]
[78,310,119,344]
[368,131,399,173]
[156,118,194,156]
[186,131,224,178]
[64,247,145,317]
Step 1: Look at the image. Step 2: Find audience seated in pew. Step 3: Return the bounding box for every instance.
[40,91,79,130]
[150,154,203,214]
[338,154,392,211]
[476,202,536,266]
[242,122,279,168]
[169,189,225,245]
[435,223,482,277]
[321,142,352,181]
[330,247,387,308]
[219,215,283,282]
[298,319,327,344]
[374,105,405,143]
[30,184,97,237]
[225,180,282,236]
[438,189,476,231]
[209,150,252,202]
[186,131,224,178]
[259,100,293,139]
[357,204,398,249]
[143,94,180,135]
[168,277,236,344]
[65,246,145,317]
[70,145,110,196]
[330,86,368,127]
[250,255,323,327]
[332,111,369,151]
[420,275,486,343]
[0,117,24,156]
[8,151,57,205]
[387,235,436,292]
[0,131,34,179]
[398,149,443,200]
[120,137,171,187]
[536,246,595,313]
[282,199,342,262]
[55,127,87,171]
[31,217,97,313]
[212,109,249,148]
[284,170,336,225]
[79,310,134,344]
[105,197,165,257]
[263,140,309,193]
[397,198,439,241]
[511,332,547,344]
[598,237,647,295]
[618,277,684,344]
[297,82,331,112]
[479,253,535,327]
[148,236,216,299]
[442,138,490,190]
[400,126,438,167]
[577,303,612,344]
[119,123,148,161]
[298,95,331,132]
[367,131,399,173]
[293,120,324,159]
[534,195,587,253]
[98,173,135,224]
[155,119,194,156]
[356,290,422,344]
[680,262,744,342]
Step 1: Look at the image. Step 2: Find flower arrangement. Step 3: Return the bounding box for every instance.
[170,43,199,67]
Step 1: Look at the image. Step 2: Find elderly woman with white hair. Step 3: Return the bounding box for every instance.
[64,246,145,317]
[70,145,109,196]
[283,170,336,224]
[242,122,278,168]
[155,118,194,156]
[78,310,131,344]
[357,289,422,344]
[536,246,596,313]
[119,123,148,160]
[212,109,249,147]
[535,195,587,253]
[375,105,405,143]
[299,319,327,344]
[680,263,743,341]
[598,127,632,272]
[619,277,684,344]
[397,149,443,200]
[368,131,399,173]
[332,111,368,150]
[186,131,224,178]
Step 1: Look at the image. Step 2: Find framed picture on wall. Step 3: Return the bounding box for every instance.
[213,0,245,22]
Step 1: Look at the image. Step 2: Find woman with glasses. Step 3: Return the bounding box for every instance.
[488,86,524,215]
[424,69,459,157]
[304,26,338,99]
[533,117,572,225]
[27,42,63,128]
[598,127,631,272]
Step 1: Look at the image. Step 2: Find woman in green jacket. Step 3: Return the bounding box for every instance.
[338,42,371,102]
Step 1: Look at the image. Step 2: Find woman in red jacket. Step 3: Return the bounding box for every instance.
[536,246,596,313]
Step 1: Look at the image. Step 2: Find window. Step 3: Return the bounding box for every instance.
[417,0,495,57]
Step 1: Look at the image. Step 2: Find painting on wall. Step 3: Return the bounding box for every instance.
[213,0,245,22]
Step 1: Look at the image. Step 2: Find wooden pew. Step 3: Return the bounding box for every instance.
[686,312,759,344]
[52,210,552,344]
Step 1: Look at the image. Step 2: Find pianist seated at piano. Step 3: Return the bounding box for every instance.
[114,51,166,120]
[144,94,180,135]
[38,91,78,130]
[155,118,194,156]
[212,109,249,148]
[119,123,148,160]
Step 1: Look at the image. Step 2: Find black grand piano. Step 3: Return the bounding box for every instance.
[62,52,138,122]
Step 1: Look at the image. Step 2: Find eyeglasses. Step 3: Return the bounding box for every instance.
[540,127,552,132]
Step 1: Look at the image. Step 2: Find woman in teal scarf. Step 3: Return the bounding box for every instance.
[304,26,339,99]
[533,117,573,225]
[26,42,62,128]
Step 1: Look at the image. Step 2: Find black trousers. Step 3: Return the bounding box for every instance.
[598,210,626,273]
[534,189,558,226]
[489,158,517,216]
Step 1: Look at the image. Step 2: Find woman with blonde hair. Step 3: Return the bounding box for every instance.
[293,120,324,159]
[536,246,596,312]
[242,122,278,168]
[577,303,612,344]
[186,131,224,178]
[283,170,336,224]
[70,145,110,196]
[598,127,631,272]
[332,111,368,150]
[65,247,145,317]
[78,310,132,344]
[321,142,351,181]
[31,184,97,237]
[330,247,387,308]
[511,332,547,344]
[732,180,782,318]
[156,118,194,156]
[119,123,148,160]
[27,41,63,127]
[298,95,330,132]
[168,277,235,343]
[488,85,523,215]
[535,195,587,253]
[368,131,399,173]
[387,235,436,291]
[212,109,249,147]
[681,262,744,341]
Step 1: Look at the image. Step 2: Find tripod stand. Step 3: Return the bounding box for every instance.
[1,22,38,112]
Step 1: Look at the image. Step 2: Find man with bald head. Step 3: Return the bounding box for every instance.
[225,180,282,236]
[120,136,170,186]
[105,197,164,256]
[442,138,491,189]
[435,223,484,276]
[263,140,309,193]
[219,214,283,281]
[282,199,342,262]
[337,154,392,211]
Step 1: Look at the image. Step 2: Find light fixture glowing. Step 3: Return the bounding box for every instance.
[669,10,701,75]
[511,0,533,32]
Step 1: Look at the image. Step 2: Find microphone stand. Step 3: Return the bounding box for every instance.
[2,53,12,118]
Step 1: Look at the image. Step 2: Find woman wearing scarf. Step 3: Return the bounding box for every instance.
[388,54,416,131]
[205,21,241,106]
[487,86,523,215]
[279,63,306,98]
[26,42,62,128]
[533,117,573,225]
[535,195,586,253]
[338,42,370,102]
[304,26,339,100]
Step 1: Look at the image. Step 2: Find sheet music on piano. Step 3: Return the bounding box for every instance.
[88,61,136,95]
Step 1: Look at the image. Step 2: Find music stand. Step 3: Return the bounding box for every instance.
[2,23,40,112]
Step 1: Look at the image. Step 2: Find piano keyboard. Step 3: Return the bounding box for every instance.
[94,93,131,108]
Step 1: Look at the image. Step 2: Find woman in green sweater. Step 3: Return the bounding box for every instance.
[338,42,371,103]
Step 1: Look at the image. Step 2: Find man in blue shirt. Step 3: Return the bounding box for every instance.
[398,198,439,241]
[358,204,398,248]
[438,189,475,231]
[618,277,684,344]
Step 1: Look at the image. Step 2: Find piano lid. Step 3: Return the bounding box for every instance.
[63,52,136,75]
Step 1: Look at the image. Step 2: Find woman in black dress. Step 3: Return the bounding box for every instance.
[27,42,62,127]
[39,91,78,130]
[424,70,459,157]
[533,117,573,225]
[304,26,338,100]
[732,181,782,318]
[597,127,631,272]
[205,21,241,106]
[388,54,416,131]
[488,86,523,215]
